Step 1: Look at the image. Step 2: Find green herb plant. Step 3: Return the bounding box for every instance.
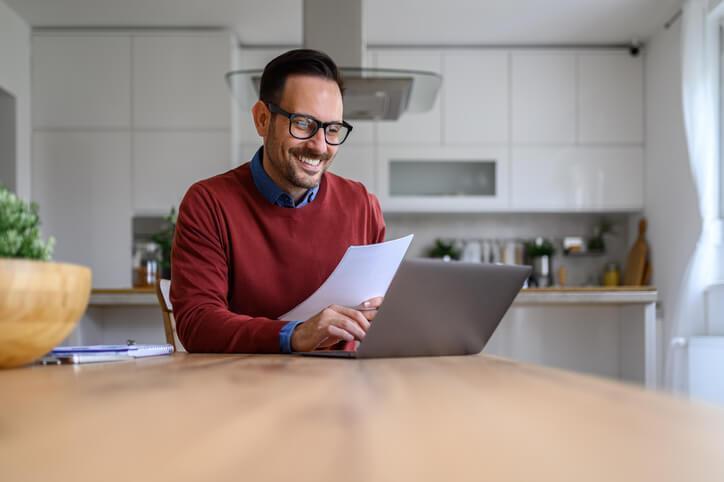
[151,207,177,278]
[0,187,54,260]
[525,237,555,258]
[428,239,461,260]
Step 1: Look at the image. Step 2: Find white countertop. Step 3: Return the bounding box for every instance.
[88,287,658,307]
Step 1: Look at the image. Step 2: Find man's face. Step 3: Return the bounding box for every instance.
[260,75,343,199]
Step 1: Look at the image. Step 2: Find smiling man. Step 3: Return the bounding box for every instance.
[170,49,386,353]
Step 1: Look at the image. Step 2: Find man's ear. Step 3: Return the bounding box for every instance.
[251,100,270,137]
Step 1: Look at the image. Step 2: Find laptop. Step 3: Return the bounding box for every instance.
[300,258,531,358]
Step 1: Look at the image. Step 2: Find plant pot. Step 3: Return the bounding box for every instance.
[0,259,92,368]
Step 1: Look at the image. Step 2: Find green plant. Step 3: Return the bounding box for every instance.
[428,239,461,260]
[151,207,177,278]
[525,237,554,258]
[0,187,54,260]
[587,218,615,252]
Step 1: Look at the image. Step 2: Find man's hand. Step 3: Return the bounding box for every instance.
[290,297,383,352]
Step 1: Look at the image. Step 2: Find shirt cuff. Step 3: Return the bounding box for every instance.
[279,320,305,353]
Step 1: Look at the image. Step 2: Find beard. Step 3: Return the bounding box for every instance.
[266,127,335,190]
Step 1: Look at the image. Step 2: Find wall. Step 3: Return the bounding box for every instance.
[643,20,701,362]
[0,0,30,199]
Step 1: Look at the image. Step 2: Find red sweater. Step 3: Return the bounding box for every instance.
[170,163,386,353]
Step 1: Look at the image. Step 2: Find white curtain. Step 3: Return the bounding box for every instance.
[667,0,724,392]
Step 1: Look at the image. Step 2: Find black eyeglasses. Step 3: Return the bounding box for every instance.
[266,102,353,146]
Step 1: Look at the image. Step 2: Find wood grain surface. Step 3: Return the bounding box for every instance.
[1,354,722,482]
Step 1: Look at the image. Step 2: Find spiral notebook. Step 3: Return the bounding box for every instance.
[48,344,174,364]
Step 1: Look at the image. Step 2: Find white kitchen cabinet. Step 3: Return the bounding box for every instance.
[577,52,643,144]
[512,52,576,144]
[32,35,131,128]
[328,145,376,194]
[511,146,643,211]
[374,50,442,145]
[32,131,132,287]
[132,33,231,129]
[442,50,509,145]
[133,131,231,214]
[377,146,509,212]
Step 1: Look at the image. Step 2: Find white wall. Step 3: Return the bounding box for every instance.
[643,21,701,362]
[0,0,30,199]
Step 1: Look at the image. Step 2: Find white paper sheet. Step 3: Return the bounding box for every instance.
[280,234,414,321]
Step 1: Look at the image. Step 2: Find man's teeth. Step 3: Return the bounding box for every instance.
[299,157,321,167]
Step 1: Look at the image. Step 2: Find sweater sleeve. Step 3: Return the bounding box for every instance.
[170,183,288,353]
[369,193,386,243]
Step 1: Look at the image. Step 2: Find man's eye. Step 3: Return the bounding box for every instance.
[293,118,313,130]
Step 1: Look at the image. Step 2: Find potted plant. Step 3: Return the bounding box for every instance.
[151,207,177,280]
[428,239,461,262]
[0,187,91,368]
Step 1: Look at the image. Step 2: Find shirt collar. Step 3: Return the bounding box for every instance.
[250,147,319,208]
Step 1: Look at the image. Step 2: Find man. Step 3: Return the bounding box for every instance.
[170,49,386,353]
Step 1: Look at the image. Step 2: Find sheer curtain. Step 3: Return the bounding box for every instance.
[667,0,724,392]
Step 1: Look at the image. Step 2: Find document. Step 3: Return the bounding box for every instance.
[281,234,414,321]
[48,344,174,364]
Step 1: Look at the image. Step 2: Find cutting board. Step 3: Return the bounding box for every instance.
[623,218,649,286]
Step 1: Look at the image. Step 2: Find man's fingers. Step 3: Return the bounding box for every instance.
[327,324,354,341]
[330,305,371,331]
[362,296,384,309]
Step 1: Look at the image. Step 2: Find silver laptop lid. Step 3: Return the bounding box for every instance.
[356,259,531,358]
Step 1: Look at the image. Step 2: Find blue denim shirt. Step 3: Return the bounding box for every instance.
[249,147,319,353]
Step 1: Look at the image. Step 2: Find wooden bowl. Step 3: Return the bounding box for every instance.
[0,259,92,368]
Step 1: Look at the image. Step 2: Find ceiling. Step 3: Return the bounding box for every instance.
[5,0,683,46]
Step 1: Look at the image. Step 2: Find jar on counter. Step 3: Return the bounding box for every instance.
[603,262,620,287]
[132,241,161,288]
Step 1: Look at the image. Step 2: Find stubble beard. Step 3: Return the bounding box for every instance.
[267,128,334,190]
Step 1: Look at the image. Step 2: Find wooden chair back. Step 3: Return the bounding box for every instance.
[155,279,185,352]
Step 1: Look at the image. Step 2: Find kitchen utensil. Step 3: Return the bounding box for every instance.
[623,218,648,285]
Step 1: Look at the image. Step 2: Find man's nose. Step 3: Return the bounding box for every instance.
[306,126,327,152]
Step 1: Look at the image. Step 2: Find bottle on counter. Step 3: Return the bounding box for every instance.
[603,262,621,287]
[132,241,161,288]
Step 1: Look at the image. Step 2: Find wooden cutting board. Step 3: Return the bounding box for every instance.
[623,218,649,286]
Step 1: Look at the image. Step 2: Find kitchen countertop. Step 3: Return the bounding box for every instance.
[1,353,721,482]
[89,286,658,306]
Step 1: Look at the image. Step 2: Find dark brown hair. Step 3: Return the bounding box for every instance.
[259,49,344,105]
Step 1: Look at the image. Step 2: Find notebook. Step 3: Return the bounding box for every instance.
[47,344,174,364]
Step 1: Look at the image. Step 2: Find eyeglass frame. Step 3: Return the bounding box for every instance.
[265,102,353,146]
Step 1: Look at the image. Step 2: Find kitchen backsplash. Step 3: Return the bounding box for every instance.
[384,212,633,287]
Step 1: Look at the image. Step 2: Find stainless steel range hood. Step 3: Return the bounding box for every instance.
[226,0,442,121]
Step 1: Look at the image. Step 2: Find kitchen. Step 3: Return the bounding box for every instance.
[1,0,723,479]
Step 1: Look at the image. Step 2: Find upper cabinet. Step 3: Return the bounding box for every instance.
[443,51,509,145]
[374,50,442,145]
[577,52,643,144]
[512,52,577,144]
[132,34,231,129]
[33,35,132,128]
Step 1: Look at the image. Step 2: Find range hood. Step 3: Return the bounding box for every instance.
[226,0,442,120]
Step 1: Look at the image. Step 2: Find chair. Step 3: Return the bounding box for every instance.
[154,279,186,352]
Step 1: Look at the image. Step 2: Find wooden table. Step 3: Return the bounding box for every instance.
[2,354,722,482]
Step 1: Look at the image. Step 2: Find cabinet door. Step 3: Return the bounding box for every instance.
[133,34,231,129]
[32,131,132,287]
[375,50,442,145]
[328,145,376,194]
[512,52,576,144]
[443,50,509,145]
[32,35,131,128]
[133,131,231,214]
[511,146,643,211]
[578,52,643,144]
[377,146,509,212]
